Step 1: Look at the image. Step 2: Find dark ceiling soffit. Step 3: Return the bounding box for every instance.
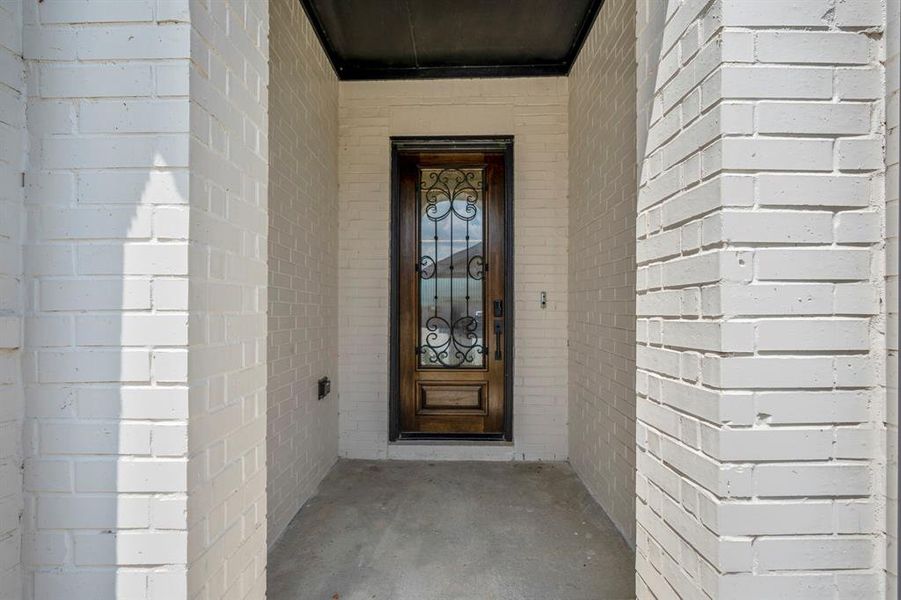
[391,135,514,152]
[340,63,569,81]
[296,0,606,81]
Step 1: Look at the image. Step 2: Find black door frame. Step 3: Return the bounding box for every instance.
[389,136,514,442]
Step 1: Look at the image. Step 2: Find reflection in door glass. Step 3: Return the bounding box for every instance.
[418,168,485,368]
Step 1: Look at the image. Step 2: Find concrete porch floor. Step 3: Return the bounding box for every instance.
[267,459,635,600]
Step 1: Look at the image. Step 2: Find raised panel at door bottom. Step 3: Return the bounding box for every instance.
[417,383,487,416]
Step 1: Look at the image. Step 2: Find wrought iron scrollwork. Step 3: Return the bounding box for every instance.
[422,169,480,222]
[467,255,484,280]
[419,315,484,367]
[417,167,486,368]
[419,256,436,279]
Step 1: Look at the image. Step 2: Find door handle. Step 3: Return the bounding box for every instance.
[493,299,504,317]
[494,319,503,360]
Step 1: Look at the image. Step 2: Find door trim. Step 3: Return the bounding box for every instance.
[389,136,514,442]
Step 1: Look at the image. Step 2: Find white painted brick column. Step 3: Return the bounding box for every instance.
[21,2,269,598]
[21,1,191,599]
[20,1,269,597]
[635,0,889,597]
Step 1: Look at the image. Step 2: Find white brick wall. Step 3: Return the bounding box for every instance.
[7,2,899,598]
[568,0,638,547]
[267,0,338,546]
[338,78,569,460]
[634,0,890,597]
[0,0,24,597]
[885,0,899,596]
[22,2,191,599]
[186,1,268,599]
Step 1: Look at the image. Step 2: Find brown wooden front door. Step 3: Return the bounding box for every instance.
[396,148,508,436]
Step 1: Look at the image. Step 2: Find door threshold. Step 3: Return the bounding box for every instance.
[391,438,513,446]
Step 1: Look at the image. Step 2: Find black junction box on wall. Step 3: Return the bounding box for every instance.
[318,377,331,400]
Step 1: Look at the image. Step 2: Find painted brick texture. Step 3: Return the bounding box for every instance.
[267,0,338,547]
[0,0,24,597]
[337,78,569,460]
[568,0,638,547]
[21,2,191,599]
[885,0,899,597]
[634,0,890,597]
[7,2,899,599]
[186,1,268,599]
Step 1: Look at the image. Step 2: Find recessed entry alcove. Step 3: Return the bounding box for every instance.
[265,0,640,597]
[8,0,894,598]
